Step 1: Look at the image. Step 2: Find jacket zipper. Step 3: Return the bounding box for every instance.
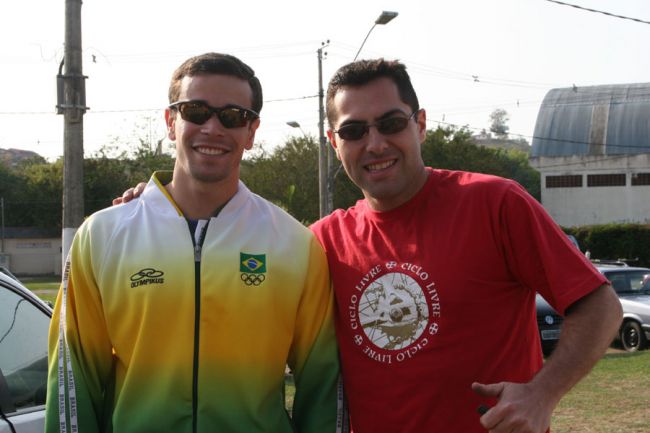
[192,220,209,433]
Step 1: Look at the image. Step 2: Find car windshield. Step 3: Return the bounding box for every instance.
[606,270,650,295]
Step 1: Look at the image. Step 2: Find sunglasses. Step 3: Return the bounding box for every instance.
[169,100,259,128]
[333,111,419,141]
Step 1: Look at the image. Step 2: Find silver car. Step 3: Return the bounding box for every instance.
[0,271,52,433]
[597,265,650,352]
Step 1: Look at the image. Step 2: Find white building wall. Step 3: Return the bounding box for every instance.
[531,154,650,227]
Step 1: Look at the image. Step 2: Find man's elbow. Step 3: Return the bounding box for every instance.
[588,283,623,337]
[568,283,623,337]
[603,284,623,332]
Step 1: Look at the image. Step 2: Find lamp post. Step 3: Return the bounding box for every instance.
[314,12,398,218]
[353,11,399,61]
[286,121,307,138]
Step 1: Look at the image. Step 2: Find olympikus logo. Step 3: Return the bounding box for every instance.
[130,268,165,288]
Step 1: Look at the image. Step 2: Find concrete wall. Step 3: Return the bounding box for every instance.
[0,237,62,276]
[530,154,650,227]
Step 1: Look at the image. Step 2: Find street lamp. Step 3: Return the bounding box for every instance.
[286,120,307,138]
[316,11,398,218]
[353,11,399,61]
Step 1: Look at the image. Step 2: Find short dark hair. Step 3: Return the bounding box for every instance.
[168,52,263,114]
[326,58,419,128]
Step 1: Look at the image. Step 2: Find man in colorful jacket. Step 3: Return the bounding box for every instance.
[45,52,343,433]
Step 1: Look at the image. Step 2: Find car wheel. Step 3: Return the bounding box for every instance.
[620,320,645,352]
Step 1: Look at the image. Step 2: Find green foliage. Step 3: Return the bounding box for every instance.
[421,126,540,199]
[0,162,30,226]
[84,144,174,215]
[241,137,362,224]
[2,144,174,230]
[565,224,650,267]
[2,124,541,229]
[15,158,63,228]
[242,137,321,224]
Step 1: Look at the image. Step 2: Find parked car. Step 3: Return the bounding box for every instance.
[0,271,51,433]
[536,294,563,356]
[535,264,650,355]
[596,265,650,352]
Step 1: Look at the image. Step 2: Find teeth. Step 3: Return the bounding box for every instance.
[367,160,394,171]
[196,147,225,156]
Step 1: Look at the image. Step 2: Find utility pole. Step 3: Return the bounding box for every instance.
[317,41,331,218]
[57,0,87,268]
[315,13,398,217]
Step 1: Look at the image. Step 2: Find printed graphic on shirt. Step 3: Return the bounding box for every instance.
[348,261,441,364]
[240,252,267,286]
[130,268,165,288]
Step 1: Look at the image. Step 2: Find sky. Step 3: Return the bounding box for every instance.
[1,0,649,161]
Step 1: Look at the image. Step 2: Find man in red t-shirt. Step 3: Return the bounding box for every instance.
[310,58,622,433]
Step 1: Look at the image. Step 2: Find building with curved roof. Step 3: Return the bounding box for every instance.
[530,83,650,226]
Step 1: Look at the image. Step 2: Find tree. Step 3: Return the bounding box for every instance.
[421,125,540,200]
[84,143,174,215]
[241,137,363,224]
[489,108,510,138]
[242,137,320,224]
[3,122,540,230]
[14,158,63,228]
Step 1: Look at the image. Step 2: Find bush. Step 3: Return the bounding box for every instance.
[565,224,650,267]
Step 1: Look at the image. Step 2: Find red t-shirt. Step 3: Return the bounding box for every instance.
[311,168,606,433]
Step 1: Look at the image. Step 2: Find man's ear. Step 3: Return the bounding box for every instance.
[416,109,427,143]
[165,108,176,141]
[244,117,261,150]
[327,130,341,160]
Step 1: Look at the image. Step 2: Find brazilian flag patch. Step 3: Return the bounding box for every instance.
[240,253,267,274]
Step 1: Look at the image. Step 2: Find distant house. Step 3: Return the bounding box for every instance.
[0,227,62,276]
[529,83,650,227]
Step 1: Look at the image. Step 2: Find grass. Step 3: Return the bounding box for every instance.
[284,374,295,413]
[26,277,649,430]
[551,350,650,432]
[22,275,60,304]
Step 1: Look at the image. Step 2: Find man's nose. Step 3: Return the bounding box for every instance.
[365,126,388,153]
[200,113,227,134]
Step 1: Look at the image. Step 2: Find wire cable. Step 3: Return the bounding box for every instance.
[545,0,650,25]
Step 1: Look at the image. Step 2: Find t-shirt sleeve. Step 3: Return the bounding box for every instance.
[497,182,608,315]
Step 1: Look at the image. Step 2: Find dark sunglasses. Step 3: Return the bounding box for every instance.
[169,100,259,128]
[333,111,419,141]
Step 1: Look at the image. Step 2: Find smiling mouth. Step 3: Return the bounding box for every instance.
[195,146,227,156]
[366,160,396,172]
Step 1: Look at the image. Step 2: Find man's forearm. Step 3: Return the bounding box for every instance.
[531,283,622,404]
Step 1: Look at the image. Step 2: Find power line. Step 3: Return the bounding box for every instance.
[0,94,320,116]
[327,45,563,91]
[545,0,650,25]
[264,95,318,103]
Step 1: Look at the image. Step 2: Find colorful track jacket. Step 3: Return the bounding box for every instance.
[45,172,343,433]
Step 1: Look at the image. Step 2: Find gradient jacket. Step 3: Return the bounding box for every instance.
[45,172,343,433]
